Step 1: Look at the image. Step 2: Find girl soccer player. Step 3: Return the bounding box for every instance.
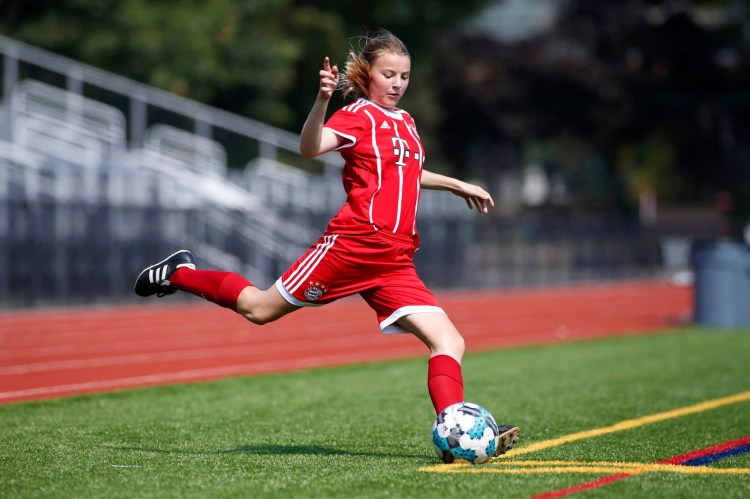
[135,28,519,455]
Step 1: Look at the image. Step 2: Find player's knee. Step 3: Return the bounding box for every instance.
[241,313,266,326]
[236,303,272,325]
[451,333,466,357]
[236,289,287,325]
[240,308,277,326]
[434,331,465,359]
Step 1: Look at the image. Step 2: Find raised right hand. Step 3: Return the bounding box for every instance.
[319,56,339,99]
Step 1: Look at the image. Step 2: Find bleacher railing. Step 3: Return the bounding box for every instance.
[0,34,341,171]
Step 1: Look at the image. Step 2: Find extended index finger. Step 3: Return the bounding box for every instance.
[323,56,331,72]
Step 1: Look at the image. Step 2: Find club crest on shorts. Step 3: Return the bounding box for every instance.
[303,281,327,302]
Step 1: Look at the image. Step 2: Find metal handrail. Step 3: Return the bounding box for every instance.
[0,34,342,168]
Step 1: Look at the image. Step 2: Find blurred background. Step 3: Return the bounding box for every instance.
[0,0,748,308]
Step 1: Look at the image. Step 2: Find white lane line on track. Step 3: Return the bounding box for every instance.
[0,333,416,375]
[0,348,416,402]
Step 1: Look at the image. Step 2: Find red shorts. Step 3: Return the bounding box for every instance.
[275,230,444,334]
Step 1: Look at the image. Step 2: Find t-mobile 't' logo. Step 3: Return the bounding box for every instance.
[391,137,410,166]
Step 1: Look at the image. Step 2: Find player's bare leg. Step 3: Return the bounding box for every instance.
[397,311,465,361]
[235,285,299,325]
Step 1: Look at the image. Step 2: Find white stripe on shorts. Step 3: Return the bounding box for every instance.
[379,305,446,334]
[283,234,338,293]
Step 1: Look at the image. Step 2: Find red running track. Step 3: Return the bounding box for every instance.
[0,281,692,404]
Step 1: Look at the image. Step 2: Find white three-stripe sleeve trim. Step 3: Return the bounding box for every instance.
[343,99,367,113]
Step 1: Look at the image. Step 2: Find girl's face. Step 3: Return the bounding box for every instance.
[367,52,411,109]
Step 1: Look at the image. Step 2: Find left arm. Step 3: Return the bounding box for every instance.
[421,170,495,214]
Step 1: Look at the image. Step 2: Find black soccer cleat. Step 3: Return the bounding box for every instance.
[134,250,196,297]
[495,425,521,456]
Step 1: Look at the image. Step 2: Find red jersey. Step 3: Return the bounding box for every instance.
[323,98,425,237]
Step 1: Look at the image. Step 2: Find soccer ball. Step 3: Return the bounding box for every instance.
[432,402,500,464]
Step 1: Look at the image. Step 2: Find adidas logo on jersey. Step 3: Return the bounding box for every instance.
[380,121,391,129]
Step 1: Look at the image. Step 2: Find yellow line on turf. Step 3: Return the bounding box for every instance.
[421,461,750,475]
[491,460,750,474]
[497,390,750,458]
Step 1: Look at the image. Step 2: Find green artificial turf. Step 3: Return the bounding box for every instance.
[1,328,749,498]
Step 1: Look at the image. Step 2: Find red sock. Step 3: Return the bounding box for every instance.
[427,354,464,414]
[170,269,252,311]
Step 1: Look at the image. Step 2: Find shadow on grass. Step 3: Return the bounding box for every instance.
[104,444,426,459]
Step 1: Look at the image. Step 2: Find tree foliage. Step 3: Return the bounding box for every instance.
[436,0,750,209]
